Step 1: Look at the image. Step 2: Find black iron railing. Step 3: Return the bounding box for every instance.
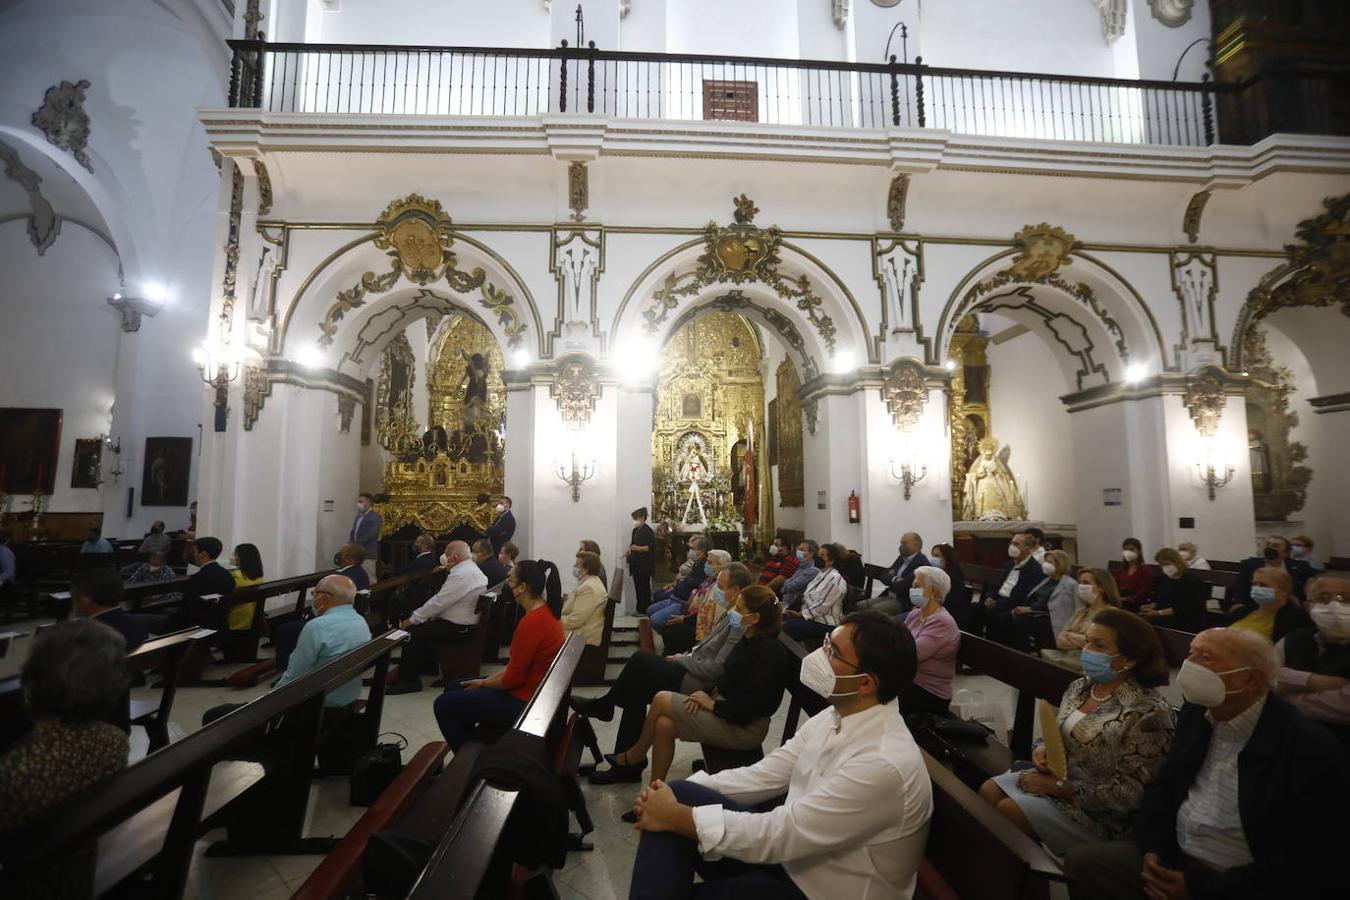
[227,39,1235,146]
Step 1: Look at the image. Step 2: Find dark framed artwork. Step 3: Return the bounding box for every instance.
[141,437,193,507]
[767,398,779,467]
[0,408,62,494]
[71,438,103,488]
[681,393,702,418]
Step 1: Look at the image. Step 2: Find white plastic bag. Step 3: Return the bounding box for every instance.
[950,689,1010,744]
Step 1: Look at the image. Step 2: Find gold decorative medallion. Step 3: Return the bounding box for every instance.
[1006,223,1081,281]
[703,194,781,282]
[881,359,929,432]
[550,353,601,429]
[1183,366,1227,437]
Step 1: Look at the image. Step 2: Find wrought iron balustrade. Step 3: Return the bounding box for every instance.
[224,38,1341,148]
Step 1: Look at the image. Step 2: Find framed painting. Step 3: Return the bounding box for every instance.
[141,437,193,507]
[71,438,103,489]
[0,408,62,494]
[767,398,779,467]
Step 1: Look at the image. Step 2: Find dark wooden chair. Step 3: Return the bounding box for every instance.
[436,593,494,683]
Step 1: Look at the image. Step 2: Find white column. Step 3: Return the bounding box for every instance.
[504,381,537,555]
[614,383,655,614]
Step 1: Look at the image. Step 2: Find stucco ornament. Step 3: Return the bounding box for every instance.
[881,360,928,432]
[550,354,601,429]
[1092,0,1128,43]
[1006,223,1081,281]
[0,140,59,254]
[1148,0,1193,27]
[32,80,94,172]
[1183,367,1226,437]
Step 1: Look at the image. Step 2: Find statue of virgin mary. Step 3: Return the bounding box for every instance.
[961,437,1027,521]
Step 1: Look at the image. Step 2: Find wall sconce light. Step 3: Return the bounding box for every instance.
[97,433,124,486]
[555,452,595,502]
[1194,440,1234,501]
[889,457,927,501]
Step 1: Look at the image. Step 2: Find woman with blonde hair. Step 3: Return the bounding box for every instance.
[1041,568,1120,671]
[1014,549,1078,652]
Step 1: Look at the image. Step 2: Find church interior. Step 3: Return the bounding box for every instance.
[1,1,1347,898]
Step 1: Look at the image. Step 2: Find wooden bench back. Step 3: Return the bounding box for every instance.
[1153,624,1196,668]
[964,563,1006,600]
[956,631,1079,758]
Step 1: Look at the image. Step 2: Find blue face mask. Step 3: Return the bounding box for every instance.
[1081,649,1121,683]
[726,608,744,631]
[713,586,728,608]
[796,550,807,562]
[704,562,716,577]
[572,566,583,580]
[1250,585,1278,606]
[909,587,926,607]
[687,549,700,561]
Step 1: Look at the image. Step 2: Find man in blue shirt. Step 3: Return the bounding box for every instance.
[80,527,114,555]
[780,540,820,610]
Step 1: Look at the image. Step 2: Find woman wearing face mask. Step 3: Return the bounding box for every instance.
[1041,568,1121,671]
[1227,566,1311,643]
[1275,574,1350,741]
[1015,550,1078,652]
[927,543,972,629]
[1114,538,1155,611]
[783,543,848,646]
[1140,548,1208,633]
[1176,542,1210,570]
[661,550,730,655]
[577,539,608,588]
[604,586,789,793]
[219,542,268,662]
[900,566,960,715]
[561,551,608,647]
[979,609,1174,853]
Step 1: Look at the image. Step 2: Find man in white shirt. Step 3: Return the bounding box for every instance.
[388,540,487,694]
[627,611,933,899]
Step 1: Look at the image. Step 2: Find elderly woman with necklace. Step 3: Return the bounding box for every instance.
[978,609,1175,854]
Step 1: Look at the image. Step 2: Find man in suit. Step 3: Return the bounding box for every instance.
[401,534,440,576]
[336,543,372,592]
[73,567,147,650]
[473,538,509,587]
[349,492,382,582]
[857,532,930,616]
[1233,535,1313,605]
[1064,627,1349,900]
[487,496,516,555]
[359,534,441,631]
[168,536,236,630]
[982,531,1045,647]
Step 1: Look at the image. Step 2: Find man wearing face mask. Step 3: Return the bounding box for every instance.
[858,532,930,616]
[626,611,932,898]
[627,507,658,614]
[1232,535,1312,607]
[388,540,488,694]
[348,492,382,582]
[1274,573,1350,745]
[487,496,516,555]
[778,540,820,609]
[1063,627,1350,900]
[646,536,712,629]
[982,532,1044,646]
[756,535,799,590]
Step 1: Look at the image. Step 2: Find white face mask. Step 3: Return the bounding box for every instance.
[1179,549,1195,560]
[1076,582,1097,605]
[1041,561,1056,577]
[440,553,450,567]
[798,647,867,700]
[1007,544,1021,559]
[1161,564,1179,578]
[1311,603,1350,642]
[1122,549,1139,562]
[1290,544,1307,558]
[496,503,506,513]
[1176,659,1251,708]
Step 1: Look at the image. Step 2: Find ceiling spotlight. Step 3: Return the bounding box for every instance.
[829,351,857,375]
[294,344,326,369]
[512,348,530,368]
[944,359,956,371]
[112,292,122,301]
[1125,363,1148,384]
[144,282,167,303]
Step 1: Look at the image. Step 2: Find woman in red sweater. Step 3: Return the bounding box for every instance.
[1114,537,1156,611]
[433,559,565,750]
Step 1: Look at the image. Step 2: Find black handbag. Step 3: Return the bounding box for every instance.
[349,732,407,806]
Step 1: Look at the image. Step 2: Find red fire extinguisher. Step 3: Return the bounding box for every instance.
[848,490,861,524]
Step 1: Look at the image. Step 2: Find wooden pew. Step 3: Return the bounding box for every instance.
[1152,624,1196,668]
[123,575,193,610]
[0,630,408,899]
[126,627,218,752]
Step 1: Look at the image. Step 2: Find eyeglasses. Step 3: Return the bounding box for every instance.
[822,637,862,671]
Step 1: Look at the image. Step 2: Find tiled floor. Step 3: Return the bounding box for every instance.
[2,614,1161,899]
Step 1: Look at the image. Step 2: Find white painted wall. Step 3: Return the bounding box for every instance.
[919,0,1122,78]
[309,0,553,47]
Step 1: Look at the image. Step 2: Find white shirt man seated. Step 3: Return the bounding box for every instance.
[387,540,488,694]
[626,610,933,899]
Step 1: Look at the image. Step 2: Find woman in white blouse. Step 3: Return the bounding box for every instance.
[561,551,609,646]
[783,542,848,645]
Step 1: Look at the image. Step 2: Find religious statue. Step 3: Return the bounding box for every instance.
[741,444,757,528]
[961,437,1027,521]
[1249,427,1271,493]
[459,350,491,430]
[680,442,710,528]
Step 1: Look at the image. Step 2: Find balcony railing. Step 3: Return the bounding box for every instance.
[225,39,1339,148]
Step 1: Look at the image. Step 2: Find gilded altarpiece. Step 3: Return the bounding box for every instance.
[653,313,770,538]
[1243,326,1311,522]
[775,359,805,507]
[378,315,506,535]
[948,316,993,519]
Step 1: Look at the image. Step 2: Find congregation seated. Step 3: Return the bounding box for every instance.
[1275,572,1350,743]
[981,531,1044,647]
[1289,533,1325,572]
[227,542,265,628]
[125,550,178,587]
[1225,565,1310,644]
[572,567,749,772]
[601,586,789,789]
[166,536,236,630]
[1064,627,1350,899]
[857,531,929,616]
[0,620,130,900]
[1233,534,1313,605]
[1114,538,1155,611]
[72,568,148,651]
[137,520,172,556]
[626,610,931,899]
[473,537,508,586]
[899,564,959,716]
[1140,547,1209,632]
[336,542,372,592]
[388,540,487,694]
[562,550,608,647]
[360,533,439,632]
[1011,548,1077,652]
[1176,541,1209,570]
[928,542,972,629]
[778,539,819,607]
[980,608,1175,855]
[432,559,565,750]
[577,538,608,587]
[1041,567,1121,671]
[782,541,847,644]
[80,526,114,556]
[400,533,440,576]
[646,535,711,630]
[756,533,798,591]
[660,550,730,655]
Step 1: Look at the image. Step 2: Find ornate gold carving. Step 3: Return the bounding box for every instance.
[1006,223,1081,281]
[425,312,443,341]
[803,396,819,435]
[1251,193,1350,323]
[568,161,588,222]
[776,359,805,506]
[479,282,526,347]
[253,159,273,216]
[32,80,93,172]
[642,196,837,353]
[242,363,269,431]
[1183,190,1210,244]
[961,436,1027,521]
[1183,366,1226,437]
[220,163,245,342]
[948,316,991,519]
[375,333,416,450]
[550,354,601,429]
[887,173,910,232]
[881,359,928,432]
[1244,327,1311,521]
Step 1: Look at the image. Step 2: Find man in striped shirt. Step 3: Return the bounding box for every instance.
[1063,627,1349,899]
